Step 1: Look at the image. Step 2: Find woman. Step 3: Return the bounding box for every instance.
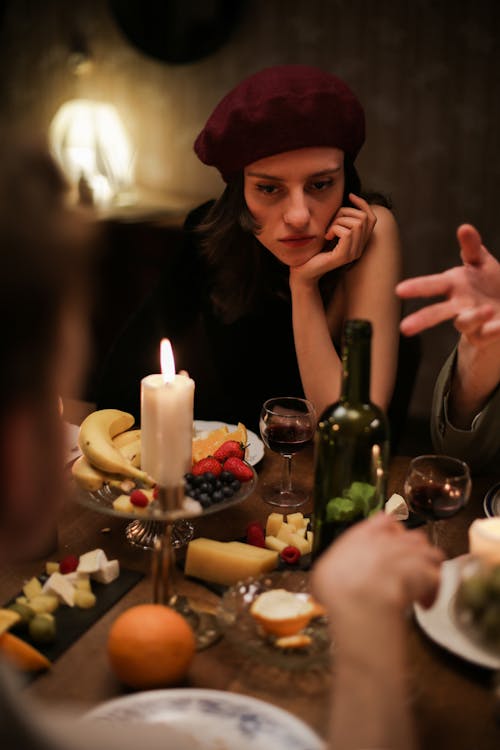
[96,65,402,430]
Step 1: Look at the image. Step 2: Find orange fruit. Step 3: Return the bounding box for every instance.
[249,589,319,637]
[192,422,247,463]
[107,604,195,689]
[0,632,51,672]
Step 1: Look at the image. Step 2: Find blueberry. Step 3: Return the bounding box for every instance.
[204,472,216,483]
[185,484,193,496]
[199,492,212,507]
[191,489,201,499]
[199,481,210,492]
[212,490,224,503]
[222,486,234,498]
[214,479,222,490]
[231,479,241,492]
[221,471,233,484]
[184,473,194,483]
[193,476,204,487]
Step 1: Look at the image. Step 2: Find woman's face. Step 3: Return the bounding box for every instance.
[243,147,345,266]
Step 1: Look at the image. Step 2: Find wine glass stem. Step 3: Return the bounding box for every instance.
[281,455,293,493]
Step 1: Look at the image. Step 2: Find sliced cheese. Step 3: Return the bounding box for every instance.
[286,513,307,531]
[276,523,300,545]
[266,512,284,537]
[92,559,120,584]
[112,494,134,514]
[185,538,278,586]
[77,549,107,574]
[42,572,75,606]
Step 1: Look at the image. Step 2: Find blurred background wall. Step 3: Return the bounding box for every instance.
[0,0,498,423]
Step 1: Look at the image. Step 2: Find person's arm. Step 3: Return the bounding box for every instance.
[289,200,401,415]
[397,224,500,428]
[311,513,443,750]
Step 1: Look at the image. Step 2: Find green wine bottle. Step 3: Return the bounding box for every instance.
[312,319,389,559]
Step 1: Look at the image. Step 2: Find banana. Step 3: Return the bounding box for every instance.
[113,429,141,468]
[78,410,150,483]
[71,455,118,491]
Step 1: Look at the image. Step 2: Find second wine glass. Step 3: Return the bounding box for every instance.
[259,396,316,509]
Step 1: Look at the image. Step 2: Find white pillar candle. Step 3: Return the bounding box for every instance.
[141,339,195,487]
[468,518,500,565]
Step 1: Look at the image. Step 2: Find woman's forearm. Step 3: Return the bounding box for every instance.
[448,337,500,428]
[289,278,342,416]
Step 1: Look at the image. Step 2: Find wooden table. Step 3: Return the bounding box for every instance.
[1,450,500,749]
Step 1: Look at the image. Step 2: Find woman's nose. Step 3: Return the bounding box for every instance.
[283,192,310,228]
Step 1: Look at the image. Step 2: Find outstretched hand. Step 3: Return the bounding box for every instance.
[311,512,443,617]
[397,224,500,347]
[290,193,377,284]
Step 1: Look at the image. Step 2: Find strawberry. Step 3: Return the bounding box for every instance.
[213,440,246,462]
[130,489,149,508]
[59,554,79,574]
[223,456,253,482]
[192,457,223,477]
[246,522,265,547]
[280,546,301,565]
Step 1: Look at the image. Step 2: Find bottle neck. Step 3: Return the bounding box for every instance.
[340,333,371,405]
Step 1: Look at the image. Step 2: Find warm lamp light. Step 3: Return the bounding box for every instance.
[49,99,135,207]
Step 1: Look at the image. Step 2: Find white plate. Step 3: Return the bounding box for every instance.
[414,555,500,670]
[194,420,264,466]
[83,688,324,750]
[483,482,500,518]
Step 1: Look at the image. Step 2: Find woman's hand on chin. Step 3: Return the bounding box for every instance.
[289,194,377,287]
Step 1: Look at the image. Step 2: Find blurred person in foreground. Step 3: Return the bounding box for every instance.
[397,224,500,471]
[0,137,442,750]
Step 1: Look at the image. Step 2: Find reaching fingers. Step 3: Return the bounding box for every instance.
[457,224,483,266]
[454,305,495,335]
[400,299,458,336]
[396,272,452,300]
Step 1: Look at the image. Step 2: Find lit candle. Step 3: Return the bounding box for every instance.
[141,339,195,487]
[468,518,500,565]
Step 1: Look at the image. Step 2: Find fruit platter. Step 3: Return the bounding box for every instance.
[71,409,257,522]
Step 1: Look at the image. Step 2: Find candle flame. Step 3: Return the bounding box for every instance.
[160,338,176,383]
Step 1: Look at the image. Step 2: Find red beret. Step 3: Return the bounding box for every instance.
[194,65,365,182]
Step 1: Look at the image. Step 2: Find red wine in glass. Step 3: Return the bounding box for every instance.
[265,424,313,456]
[259,396,316,508]
[406,481,467,520]
[404,455,471,550]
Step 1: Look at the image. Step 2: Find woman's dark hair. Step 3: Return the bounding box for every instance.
[197,157,391,322]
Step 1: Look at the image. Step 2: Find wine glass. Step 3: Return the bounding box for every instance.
[404,455,471,552]
[259,396,316,508]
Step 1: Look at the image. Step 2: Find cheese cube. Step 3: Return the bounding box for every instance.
[28,594,59,614]
[77,549,107,574]
[276,523,299,545]
[23,577,43,600]
[73,578,92,592]
[92,559,120,584]
[185,538,278,586]
[42,572,75,606]
[0,609,21,636]
[74,590,97,609]
[45,562,60,575]
[286,513,304,530]
[265,535,288,553]
[265,512,284,537]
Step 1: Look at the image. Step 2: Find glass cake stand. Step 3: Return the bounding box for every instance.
[72,466,257,648]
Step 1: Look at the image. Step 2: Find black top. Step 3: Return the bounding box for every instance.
[95,203,305,433]
[94,203,420,445]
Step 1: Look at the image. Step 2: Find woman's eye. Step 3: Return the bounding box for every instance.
[256,183,279,195]
[309,179,333,192]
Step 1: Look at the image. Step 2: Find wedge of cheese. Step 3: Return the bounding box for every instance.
[185,538,278,586]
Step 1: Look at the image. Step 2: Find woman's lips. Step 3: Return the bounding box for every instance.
[278,236,315,248]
